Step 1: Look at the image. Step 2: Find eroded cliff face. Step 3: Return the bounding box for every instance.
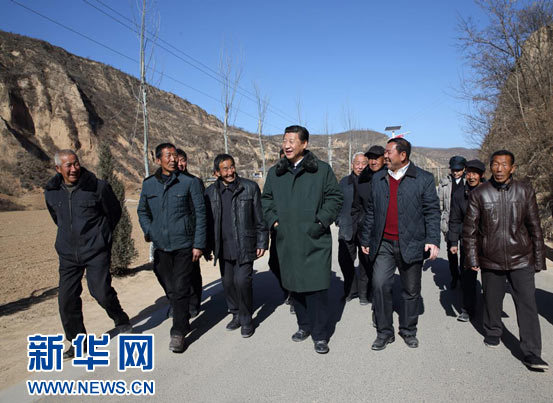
[0,30,281,197]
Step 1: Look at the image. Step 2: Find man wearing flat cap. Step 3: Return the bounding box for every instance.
[351,145,387,309]
[447,159,485,322]
[438,155,466,289]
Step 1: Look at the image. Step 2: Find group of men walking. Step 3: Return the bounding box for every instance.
[44,125,548,369]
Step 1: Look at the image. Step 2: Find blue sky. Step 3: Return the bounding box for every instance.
[3,0,489,148]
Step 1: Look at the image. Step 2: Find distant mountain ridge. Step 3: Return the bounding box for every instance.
[0,30,476,208]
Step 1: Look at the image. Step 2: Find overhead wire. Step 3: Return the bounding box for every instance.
[84,0,296,125]
[10,0,283,131]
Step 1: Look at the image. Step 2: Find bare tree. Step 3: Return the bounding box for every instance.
[219,44,243,153]
[253,82,269,178]
[323,111,332,167]
[457,0,553,238]
[296,95,306,126]
[342,102,357,173]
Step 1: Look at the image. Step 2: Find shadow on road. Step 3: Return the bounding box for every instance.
[0,264,153,317]
[424,257,462,317]
[0,286,59,317]
[252,270,287,327]
[535,288,553,326]
[125,269,288,346]
[327,271,347,339]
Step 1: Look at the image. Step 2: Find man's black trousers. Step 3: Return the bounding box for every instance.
[58,250,129,342]
[447,240,460,283]
[219,259,253,326]
[268,231,287,295]
[189,260,203,313]
[338,239,371,299]
[154,248,193,337]
[292,289,329,341]
[457,246,478,315]
[481,266,542,357]
[372,239,422,338]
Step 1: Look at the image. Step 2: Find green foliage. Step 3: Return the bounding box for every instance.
[97,142,137,275]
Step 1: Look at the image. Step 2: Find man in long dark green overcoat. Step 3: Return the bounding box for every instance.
[262,125,343,354]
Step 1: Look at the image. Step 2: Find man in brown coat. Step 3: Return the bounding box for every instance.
[463,150,547,370]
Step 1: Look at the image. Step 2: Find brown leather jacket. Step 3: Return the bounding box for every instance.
[463,178,546,272]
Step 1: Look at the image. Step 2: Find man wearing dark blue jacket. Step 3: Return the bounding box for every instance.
[138,143,206,353]
[360,138,440,351]
[45,149,132,359]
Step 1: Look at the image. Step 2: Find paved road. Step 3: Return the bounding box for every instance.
[3,227,553,402]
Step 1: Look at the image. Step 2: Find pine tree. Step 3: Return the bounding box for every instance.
[97,142,138,275]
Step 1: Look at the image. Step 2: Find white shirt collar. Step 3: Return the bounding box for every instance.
[388,162,410,181]
[293,157,304,168]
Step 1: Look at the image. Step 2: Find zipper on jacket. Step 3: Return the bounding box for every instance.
[501,190,508,270]
[164,183,169,251]
[68,190,79,264]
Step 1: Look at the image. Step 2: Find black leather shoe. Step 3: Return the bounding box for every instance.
[241,325,254,338]
[63,339,88,359]
[457,310,470,322]
[523,354,549,370]
[63,346,75,359]
[291,329,310,342]
[314,340,329,354]
[284,293,292,305]
[116,322,133,334]
[169,335,185,353]
[225,316,240,331]
[401,334,419,348]
[484,336,500,348]
[371,335,395,351]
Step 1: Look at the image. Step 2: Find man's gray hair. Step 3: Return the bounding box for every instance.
[54,149,78,166]
[352,152,366,163]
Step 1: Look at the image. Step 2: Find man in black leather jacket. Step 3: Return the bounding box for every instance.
[463,150,547,370]
[204,154,268,338]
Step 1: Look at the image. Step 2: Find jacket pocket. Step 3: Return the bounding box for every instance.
[182,215,193,236]
[77,199,98,218]
[483,202,498,229]
[174,194,188,213]
[307,222,325,239]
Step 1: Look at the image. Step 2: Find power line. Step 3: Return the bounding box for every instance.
[85,0,296,125]
[10,0,282,131]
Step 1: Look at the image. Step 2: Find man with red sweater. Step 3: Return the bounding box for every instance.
[360,138,440,350]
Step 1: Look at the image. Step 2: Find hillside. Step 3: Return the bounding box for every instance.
[0,30,475,210]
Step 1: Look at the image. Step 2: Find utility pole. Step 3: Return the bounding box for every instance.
[138,0,153,262]
[139,0,149,178]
